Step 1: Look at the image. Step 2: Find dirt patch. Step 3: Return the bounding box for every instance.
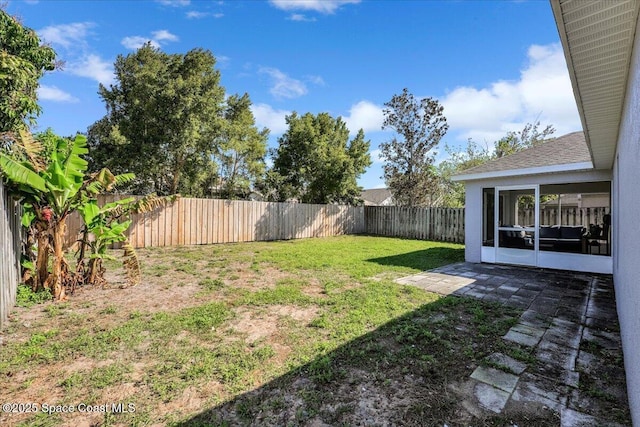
[229,305,319,343]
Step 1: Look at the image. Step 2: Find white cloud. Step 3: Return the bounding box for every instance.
[186,11,207,18]
[187,11,224,19]
[37,85,78,103]
[269,0,360,14]
[152,30,178,42]
[369,149,384,164]
[217,55,231,68]
[288,14,317,22]
[259,67,307,99]
[121,36,160,50]
[156,0,190,6]
[68,54,114,86]
[342,100,385,134]
[305,75,325,85]
[38,22,93,49]
[251,103,291,134]
[440,43,581,143]
[121,30,178,50]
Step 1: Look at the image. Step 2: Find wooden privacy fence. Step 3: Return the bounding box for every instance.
[518,207,610,227]
[364,206,465,243]
[0,181,22,329]
[65,196,366,249]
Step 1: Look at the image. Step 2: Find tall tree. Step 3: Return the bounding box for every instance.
[380,88,449,207]
[0,9,56,133]
[87,43,225,196]
[214,93,268,199]
[270,112,371,204]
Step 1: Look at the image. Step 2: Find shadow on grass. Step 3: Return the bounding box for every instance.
[175,293,558,427]
[366,246,465,271]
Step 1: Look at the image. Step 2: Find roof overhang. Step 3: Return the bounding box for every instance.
[452,161,593,182]
[551,0,640,170]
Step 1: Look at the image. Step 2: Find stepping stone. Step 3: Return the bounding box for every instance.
[474,382,511,413]
[470,366,519,393]
[504,330,541,347]
[486,353,527,375]
[511,323,546,339]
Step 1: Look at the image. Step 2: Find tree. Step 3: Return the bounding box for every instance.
[436,140,492,207]
[494,121,555,158]
[436,121,556,207]
[214,93,268,199]
[87,43,225,196]
[270,112,371,204]
[0,9,56,132]
[380,88,449,207]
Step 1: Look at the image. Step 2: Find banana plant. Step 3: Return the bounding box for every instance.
[75,193,177,288]
[0,130,134,300]
[77,197,137,286]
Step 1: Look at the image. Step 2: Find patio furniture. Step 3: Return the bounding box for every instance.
[538,225,585,253]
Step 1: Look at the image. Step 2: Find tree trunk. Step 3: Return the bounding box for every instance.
[35,231,50,292]
[50,217,67,301]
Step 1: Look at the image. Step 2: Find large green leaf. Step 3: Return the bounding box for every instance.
[0,154,47,192]
[78,200,101,226]
[62,135,88,184]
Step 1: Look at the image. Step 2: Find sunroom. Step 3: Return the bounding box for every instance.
[453,131,612,274]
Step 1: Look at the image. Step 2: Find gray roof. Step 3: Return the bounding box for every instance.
[361,188,393,205]
[454,131,592,179]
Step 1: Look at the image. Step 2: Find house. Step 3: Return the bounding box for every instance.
[360,188,394,206]
[454,1,640,422]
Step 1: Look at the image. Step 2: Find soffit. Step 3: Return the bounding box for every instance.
[551,0,640,169]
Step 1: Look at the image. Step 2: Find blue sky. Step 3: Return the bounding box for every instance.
[7,0,581,189]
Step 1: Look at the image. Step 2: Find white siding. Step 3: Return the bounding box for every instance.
[613,14,640,425]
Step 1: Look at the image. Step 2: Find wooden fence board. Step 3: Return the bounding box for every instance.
[362,206,465,243]
[63,197,469,249]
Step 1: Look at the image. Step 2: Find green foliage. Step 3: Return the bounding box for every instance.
[215,93,269,199]
[269,112,371,204]
[494,121,555,158]
[0,10,56,132]
[87,43,226,196]
[0,133,88,216]
[437,121,555,207]
[15,284,51,307]
[380,88,449,207]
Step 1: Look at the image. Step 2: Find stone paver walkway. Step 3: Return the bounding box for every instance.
[396,262,629,426]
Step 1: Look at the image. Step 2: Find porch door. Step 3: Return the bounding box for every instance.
[495,186,538,267]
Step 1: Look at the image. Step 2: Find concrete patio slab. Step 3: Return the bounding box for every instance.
[470,366,519,393]
[474,382,511,413]
[395,262,630,426]
[486,353,527,375]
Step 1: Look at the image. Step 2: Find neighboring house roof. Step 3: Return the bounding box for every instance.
[452,131,593,182]
[361,188,393,205]
[551,0,640,170]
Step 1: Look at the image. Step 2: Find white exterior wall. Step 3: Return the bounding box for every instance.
[463,169,612,264]
[613,14,640,425]
[464,181,483,263]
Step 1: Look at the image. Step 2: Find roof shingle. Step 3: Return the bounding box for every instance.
[454,131,592,178]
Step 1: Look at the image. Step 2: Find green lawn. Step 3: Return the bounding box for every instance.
[0,236,547,426]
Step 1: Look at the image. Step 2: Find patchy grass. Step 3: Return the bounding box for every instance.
[0,235,552,426]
